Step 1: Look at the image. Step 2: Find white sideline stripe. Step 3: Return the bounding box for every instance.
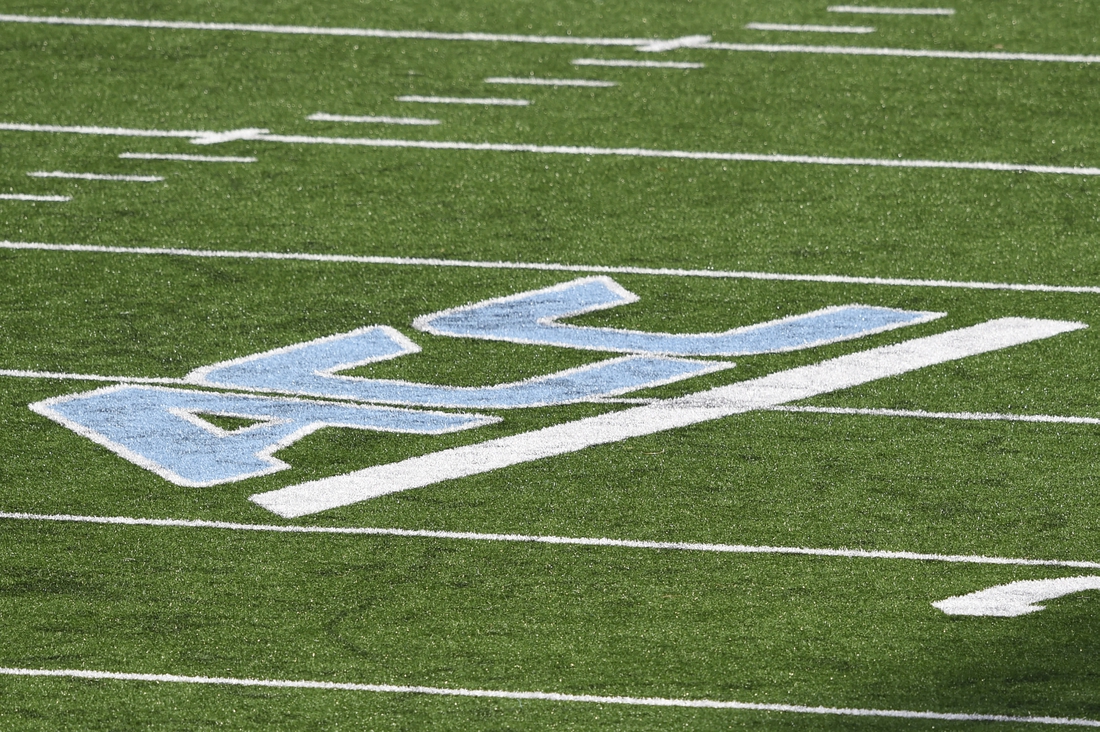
[0,193,70,202]
[0,369,184,384]
[484,77,617,87]
[307,112,439,126]
[828,6,955,15]
[5,241,1100,295]
[572,58,704,69]
[0,15,1091,64]
[3,511,1100,570]
[698,41,1100,64]
[745,23,876,34]
[254,318,1082,517]
[774,405,1100,425]
[118,153,256,162]
[0,667,1096,725]
[27,171,163,182]
[395,95,530,106]
[3,122,1098,176]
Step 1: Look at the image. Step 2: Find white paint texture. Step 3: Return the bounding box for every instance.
[4,122,1100,175]
[3,511,1100,570]
[484,77,617,87]
[0,15,1094,63]
[934,577,1100,617]
[773,405,1100,425]
[395,96,529,106]
[7,240,1100,295]
[119,153,257,162]
[252,318,1084,517]
[572,58,704,68]
[0,193,70,201]
[27,171,163,182]
[307,112,440,125]
[745,23,876,33]
[0,667,1097,726]
[828,6,955,15]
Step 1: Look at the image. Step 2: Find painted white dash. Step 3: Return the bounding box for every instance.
[27,171,163,182]
[395,95,530,106]
[6,240,1100,295]
[118,153,256,162]
[773,405,1100,425]
[745,22,875,33]
[697,42,1100,64]
[573,58,704,69]
[635,35,712,53]
[0,666,1096,726]
[2,511,1100,570]
[828,6,955,15]
[484,77,617,87]
[0,369,184,384]
[254,318,1083,517]
[307,112,440,125]
[0,193,70,202]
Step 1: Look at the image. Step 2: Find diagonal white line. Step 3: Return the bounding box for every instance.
[2,511,1099,569]
[252,318,1084,517]
[0,667,1096,725]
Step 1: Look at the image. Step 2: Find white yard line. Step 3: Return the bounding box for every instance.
[484,77,617,87]
[27,171,163,182]
[0,666,1096,726]
[2,14,1090,63]
[828,6,955,15]
[744,23,875,34]
[307,112,440,125]
[572,58,703,68]
[774,405,1100,425]
[0,193,70,201]
[395,95,529,106]
[118,153,256,162]
[4,240,1100,295]
[0,369,184,384]
[2,511,1099,569]
[253,319,1082,517]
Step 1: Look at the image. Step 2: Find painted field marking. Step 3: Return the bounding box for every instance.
[484,77,617,87]
[572,58,704,69]
[828,5,955,15]
[27,171,163,182]
[744,23,876,34]
[395,95,530,106]
[0,14,1094,63]
[253,318,1084,517]
[3,122,1098,176]
[0,666,1096,726]
[934,577,1100,617]
[0,369,183,384]
[7,240,1100,295]
[307,112,440,125]
[0,193,70,202]
[3,511,1100,570]
[119,153,256,162]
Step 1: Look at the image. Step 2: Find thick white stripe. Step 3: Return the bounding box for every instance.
[27,171,163,182]
[572,58,704,68]
[484,77,617,87]
[395,95,530,106]
[2,511,1099,569]
[828,6,955,15]
[307,112,439,125]
[253,318,1083,517]
[118,153,256,162]
[745,23,875,33]
[0,666,1095,725]
[0,194,70,201]
[699,41,1100,64]
[4,240,1100,295]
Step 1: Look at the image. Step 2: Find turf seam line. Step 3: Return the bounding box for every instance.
[4,240,1098,295]
[0,14,1092,63]
[3,512,1098,569]
[0,667,1096,725]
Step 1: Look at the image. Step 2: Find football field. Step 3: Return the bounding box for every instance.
[3,0,1100,728]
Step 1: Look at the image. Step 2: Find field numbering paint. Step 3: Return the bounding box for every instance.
[934,577,1100,617]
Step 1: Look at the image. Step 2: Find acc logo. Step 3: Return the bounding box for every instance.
[29,277,936,488]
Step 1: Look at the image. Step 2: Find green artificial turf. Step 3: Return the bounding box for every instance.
[2,0,1100,728]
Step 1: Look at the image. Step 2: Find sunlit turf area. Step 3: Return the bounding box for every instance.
[3,0,1100,728]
